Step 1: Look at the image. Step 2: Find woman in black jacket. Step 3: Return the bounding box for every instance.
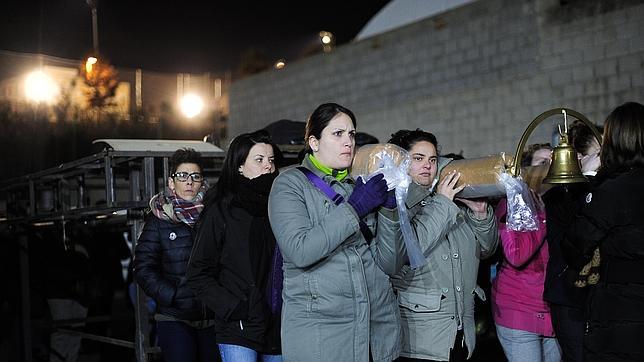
[543,120,601,362]
[187,130,282,362]
[558,102,644,361]
[134,148,218,362]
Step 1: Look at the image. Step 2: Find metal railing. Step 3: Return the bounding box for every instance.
[1,140,225,362]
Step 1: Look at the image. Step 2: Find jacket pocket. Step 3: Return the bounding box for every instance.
[473,285,486,302]
[247,287,268,323]
[306,272,353,318]
[398,289,442,312]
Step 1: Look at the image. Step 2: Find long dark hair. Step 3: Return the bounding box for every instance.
[387,129,438,152]
[600,101,644,170]
[205,130,278,206]
[568,120,602,156]
[304,103,356,154]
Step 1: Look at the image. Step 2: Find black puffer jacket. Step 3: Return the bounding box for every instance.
[134,216,213,321]
[560,167,644,361]
[186,174,281,355]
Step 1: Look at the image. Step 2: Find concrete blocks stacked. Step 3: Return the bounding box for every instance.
[230,0,643,158]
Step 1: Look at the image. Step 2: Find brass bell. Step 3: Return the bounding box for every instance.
[542,132,588,184]
[510,108,602,185]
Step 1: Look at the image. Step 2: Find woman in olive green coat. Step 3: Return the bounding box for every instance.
[389,130,498,361]
[268,103,404,362]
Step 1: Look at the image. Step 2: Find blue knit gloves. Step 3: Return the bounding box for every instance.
[382,190,397,209]
[348,173,389,218]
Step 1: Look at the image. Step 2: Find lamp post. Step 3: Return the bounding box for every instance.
[86,0,99,55]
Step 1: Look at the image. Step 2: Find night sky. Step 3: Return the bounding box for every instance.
[0,0,390,74]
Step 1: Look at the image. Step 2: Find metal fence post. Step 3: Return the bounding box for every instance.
[19,233,33,362]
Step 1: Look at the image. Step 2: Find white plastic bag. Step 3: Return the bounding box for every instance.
[352,144,427,268]
[500,172,539,231]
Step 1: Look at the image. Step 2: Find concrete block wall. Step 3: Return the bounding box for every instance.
[229,0,644,157]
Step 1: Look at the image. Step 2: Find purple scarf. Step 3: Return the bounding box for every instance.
[268,246,283,314]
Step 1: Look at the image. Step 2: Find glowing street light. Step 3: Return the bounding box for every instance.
[24,70,59,103]
[320,33,332,45]
[274,59,286,70]
[179,94,204,118]
[85,56,98,74]
[319,31,335,53]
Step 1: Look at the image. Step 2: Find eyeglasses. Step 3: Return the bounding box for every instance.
[171,172,203,182]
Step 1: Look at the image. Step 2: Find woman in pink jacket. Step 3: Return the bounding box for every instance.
[492,145,561,362]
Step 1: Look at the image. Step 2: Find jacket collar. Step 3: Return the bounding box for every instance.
[406,182,431,207]
[436,156,453,176]
[301,156,354,185]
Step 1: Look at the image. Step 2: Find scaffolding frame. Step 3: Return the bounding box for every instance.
[0,139,226,362]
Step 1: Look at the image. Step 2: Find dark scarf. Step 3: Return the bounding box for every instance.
[231,172,276,215]
[232,172,283,314]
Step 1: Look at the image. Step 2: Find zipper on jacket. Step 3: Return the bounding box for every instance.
[345,249,357,313]
[350,245,371,360]
[557,265,569,278]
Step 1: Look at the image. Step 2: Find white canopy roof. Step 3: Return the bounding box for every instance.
[356,0,477,41]
[93,139,225,153]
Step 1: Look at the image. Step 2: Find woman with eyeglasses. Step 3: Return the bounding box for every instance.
[187,130,283,362]
[134,148,219,362]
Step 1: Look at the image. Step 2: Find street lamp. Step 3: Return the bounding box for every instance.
[85,56,98,74]
[274,59,286,70]
[179,94,204,119]
[319,31,335,53]
[24,70,59,103]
